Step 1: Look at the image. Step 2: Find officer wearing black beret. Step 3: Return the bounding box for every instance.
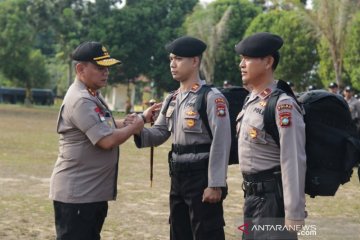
[235,32,306,239]
[134,36,231,240]
[344,86,360,133]
[328,82,339,94]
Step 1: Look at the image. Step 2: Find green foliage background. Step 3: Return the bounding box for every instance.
[0,0,359,98]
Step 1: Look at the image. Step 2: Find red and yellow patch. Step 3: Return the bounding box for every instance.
[216,103,226,117]
[215,98,225,104]
[279,112,291,127]
[260,88,272,99]
[191,83,200,92]
[277,104,293,111]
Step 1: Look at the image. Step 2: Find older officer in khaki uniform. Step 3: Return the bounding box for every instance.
[50,41,144,240]
[134,36,231,240]
[235,33,306,239]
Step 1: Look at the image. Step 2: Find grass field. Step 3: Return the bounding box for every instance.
[0,104,359,240]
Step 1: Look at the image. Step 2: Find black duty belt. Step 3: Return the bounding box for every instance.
[171,144,211,155]
[169,158,208,174]
[242,166,281,182]
[242,166,282,197]
[242,180,277,196]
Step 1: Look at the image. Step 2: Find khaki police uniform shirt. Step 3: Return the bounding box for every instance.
[49,79,119,203]
[135,81,231,187]
[237,82,306,220]
[346,97,360,120]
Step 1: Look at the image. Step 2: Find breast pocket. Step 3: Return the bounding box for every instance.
[244,125,268,144]
[183,115,203,133]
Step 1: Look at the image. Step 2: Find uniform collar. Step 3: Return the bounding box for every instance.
[254,81,277,100]
[177,80,206,94]
[189,82,202,93]
[74,78,99,97]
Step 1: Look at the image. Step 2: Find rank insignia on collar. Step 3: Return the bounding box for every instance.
[249,128,257,139]
[279,112,291,127]
[87,88,98,97]
[259,101,267,107]
[186,119,195,127]
[260,88,272,99]
[191,83,200,92]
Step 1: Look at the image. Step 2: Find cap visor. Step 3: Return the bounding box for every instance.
[96,58,121,67]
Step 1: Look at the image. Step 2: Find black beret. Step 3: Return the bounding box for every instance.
[165,36,207,57]
[307,85,316,91]
[71,41,121,67]
[328,82,338,88]
[287,81,294,87]
[345,86,353,92]
[235,32,283,57]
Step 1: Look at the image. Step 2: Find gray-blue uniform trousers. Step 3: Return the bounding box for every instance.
[135,82,231,240]
[236,83,306,239]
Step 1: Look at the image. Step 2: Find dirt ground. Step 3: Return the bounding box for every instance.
[0,104,359,240]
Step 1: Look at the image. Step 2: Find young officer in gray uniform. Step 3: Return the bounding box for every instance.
[344,86,360,135]
[49,42,144,240]
[235,33,306,239]
[134,36,231,240]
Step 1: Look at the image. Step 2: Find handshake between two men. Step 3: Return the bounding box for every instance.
[123,102,163,134]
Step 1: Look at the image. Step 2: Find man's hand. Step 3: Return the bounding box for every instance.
[202,187,222,203]
[131,114,145,135]
[143,103,162,123]
[284,219,305,232]
[123,113,138,126]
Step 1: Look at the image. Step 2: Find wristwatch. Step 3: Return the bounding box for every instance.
[139,113,147,123]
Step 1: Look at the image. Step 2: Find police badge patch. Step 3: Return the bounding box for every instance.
[279,112,291,127]
[216,104,226,117]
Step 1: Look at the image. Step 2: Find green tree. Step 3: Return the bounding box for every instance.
[0,0,50,103]
[91,0,198,95]
[184,0,260,86]
[344,11,360,89]
[291,0,360,87]
[245,10,319,90]
[185,4,233,84]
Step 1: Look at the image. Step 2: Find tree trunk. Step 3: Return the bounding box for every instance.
[24,86,32,107]
[329,46,342,87]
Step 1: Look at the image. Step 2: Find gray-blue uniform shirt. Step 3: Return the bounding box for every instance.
[237,82,306,220]
[135,81,231,187]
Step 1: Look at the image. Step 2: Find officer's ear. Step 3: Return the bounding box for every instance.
[75,62,87,75]
[264,56,274,71]
[193,55,202,68]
